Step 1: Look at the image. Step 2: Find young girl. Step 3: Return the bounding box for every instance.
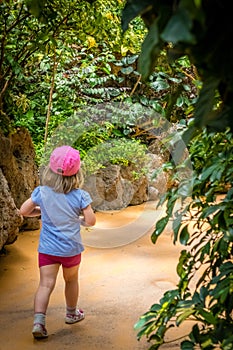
[19,145,96,339]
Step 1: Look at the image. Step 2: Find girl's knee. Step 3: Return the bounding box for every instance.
[39,279,56,290]
[62,265,79,282]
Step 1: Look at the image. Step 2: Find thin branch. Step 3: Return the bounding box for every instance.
[6,5,30,34]
[0,75,13,102]
[130,74,141,96]
[0,34,5,75]
[162,333,190,344]
[44,50,58,143]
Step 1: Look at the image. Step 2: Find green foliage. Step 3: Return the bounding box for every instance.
[25,0,147,54]
[82,138,148,176]
[122,0,233,134]
[1,0,199,161]
[0,0,147,133]
[12,37,197,160]
[40,102,153,173]
[135,128,233,349]
[120,5,233,346]
[148,54,198,122]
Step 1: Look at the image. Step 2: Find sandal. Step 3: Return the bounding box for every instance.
[65,309,85,324]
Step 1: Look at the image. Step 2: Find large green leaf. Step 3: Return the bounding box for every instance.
[198,309,217,325]
[151,216,169,243]
[199,163,219,181]
[200,204,223,219]
[176,308,195,326]
[138,19,160,79]
[179,225,189,245]
[177,250,190,277]
[193,77,220,128]
[25,0,46,18]
[121,0,154,32]
[134,314,157,330]
[181,340,195,350]
[150,79,170,91]
[161,7,196,44]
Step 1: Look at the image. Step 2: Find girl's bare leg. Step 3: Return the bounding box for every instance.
[34,264,60,313]
[62,264,84,324]
[62,264,80,308]
[32,264,60,338]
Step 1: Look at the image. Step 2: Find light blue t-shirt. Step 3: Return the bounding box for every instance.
[31,186,92,257]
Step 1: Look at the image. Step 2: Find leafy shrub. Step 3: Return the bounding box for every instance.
[81,138,149,177]
[135,128,233,349]
[40,103,152,178]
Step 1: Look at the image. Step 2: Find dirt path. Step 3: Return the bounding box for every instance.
[0,205,192,350]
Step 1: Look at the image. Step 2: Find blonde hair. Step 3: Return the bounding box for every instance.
[40,166,84,193]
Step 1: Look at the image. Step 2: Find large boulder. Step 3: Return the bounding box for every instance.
[81,136,174,211]
[0,127,40,250]
[82,164,140,211]
[0,169,23,249]
[120,164,148,205]
[146,153,168,200]
[82,155,167,211]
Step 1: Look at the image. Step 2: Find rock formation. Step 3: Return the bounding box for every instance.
[82,140,170,211]
[0,127,40,251]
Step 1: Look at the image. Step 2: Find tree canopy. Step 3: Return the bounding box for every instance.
[0,0,146,131]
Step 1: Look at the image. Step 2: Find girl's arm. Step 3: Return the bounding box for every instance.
[19,198,41,217]
[81,204,96,227]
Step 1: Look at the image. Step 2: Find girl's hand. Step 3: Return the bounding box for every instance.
[79,216,91,227]
[82,205,96,227]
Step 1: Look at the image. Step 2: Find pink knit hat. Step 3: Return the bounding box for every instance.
[49,146,81,176]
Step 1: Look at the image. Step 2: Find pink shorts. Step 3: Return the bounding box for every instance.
[38,252,81,268]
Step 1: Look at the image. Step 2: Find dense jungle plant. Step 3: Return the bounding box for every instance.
[40,103,159,173]
[134,128,233,349]
[14,47,196,158]
[0,0,200,192]
[81,138,149,176]
[0,1,198,153]
[122,0,233,135]
[0,0,147,133]
[121,1,233,348]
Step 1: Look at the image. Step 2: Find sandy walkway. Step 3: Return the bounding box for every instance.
[0,204,191,350]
